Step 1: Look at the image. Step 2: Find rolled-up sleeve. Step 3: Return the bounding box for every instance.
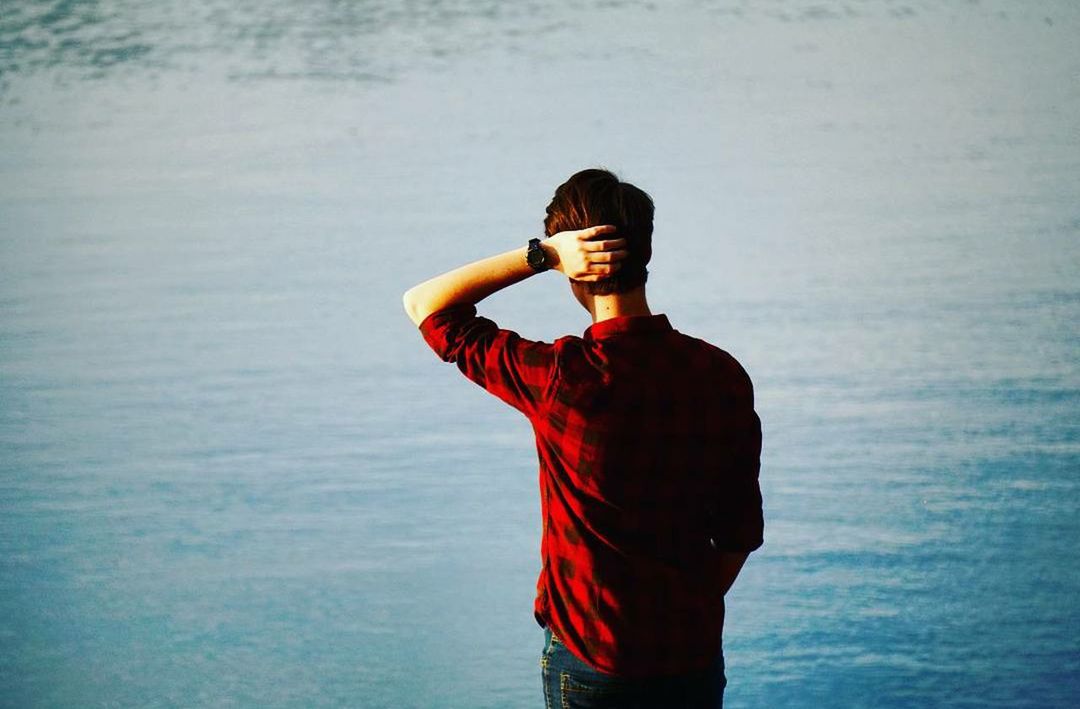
[712,407,764,553]
[705,362,764,554]
[418,303,556,417]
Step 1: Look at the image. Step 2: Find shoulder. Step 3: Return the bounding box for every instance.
[673,330,755,394]
[552,333,585,349]
[548,333,586,367]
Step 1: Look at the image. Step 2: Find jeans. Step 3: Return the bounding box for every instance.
[539,628,726,709]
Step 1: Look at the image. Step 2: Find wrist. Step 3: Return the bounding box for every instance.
[539,238,562,273]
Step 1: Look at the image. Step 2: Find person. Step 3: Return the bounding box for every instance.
[403,168,763,708]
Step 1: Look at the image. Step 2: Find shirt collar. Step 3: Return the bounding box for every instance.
[584,314,673,341]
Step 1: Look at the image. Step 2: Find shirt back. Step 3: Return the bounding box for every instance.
[420,305,763,677]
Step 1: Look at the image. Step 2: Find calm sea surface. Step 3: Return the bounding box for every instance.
[1,1,1078,707]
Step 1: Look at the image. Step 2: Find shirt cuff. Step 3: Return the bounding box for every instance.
[418,303,479,360]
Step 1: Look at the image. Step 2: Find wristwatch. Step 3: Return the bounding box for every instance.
[526,237,549,272]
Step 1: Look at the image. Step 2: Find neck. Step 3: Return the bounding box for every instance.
[587,287,653,324]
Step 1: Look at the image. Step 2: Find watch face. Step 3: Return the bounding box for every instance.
[528,244,546,268]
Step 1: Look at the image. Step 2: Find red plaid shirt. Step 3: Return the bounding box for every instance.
[419,303,763,677]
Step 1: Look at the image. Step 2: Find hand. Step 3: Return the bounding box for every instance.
[542,225,627,281]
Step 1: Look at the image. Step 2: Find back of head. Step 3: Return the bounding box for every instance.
[543,168,654,295]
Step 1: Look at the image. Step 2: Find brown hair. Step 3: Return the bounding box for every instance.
[543,168,654,295]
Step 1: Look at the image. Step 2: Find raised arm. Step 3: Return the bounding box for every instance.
[402,226,626,326]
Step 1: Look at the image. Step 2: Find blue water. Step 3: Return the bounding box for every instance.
[1,1,1078,707]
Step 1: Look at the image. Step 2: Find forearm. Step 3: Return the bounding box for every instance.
[402,226,623,327]
[403,244,543,327]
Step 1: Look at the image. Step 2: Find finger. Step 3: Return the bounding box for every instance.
[583,238,627,252]
[588,262,620,274]
[582,225,617,239]
[588,250,628,263]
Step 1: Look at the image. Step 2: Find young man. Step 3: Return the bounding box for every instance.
[403,169,763,708]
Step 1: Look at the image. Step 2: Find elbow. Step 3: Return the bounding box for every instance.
[402,288,422,326]
[403,287,433,327]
